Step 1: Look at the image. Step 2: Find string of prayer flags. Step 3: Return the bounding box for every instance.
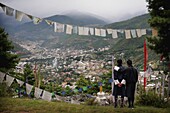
[125,30,131,39]
[34,87,43,99]
[15,10,24,21]
[6,75,14,87]
[112,30,118,38]
[95,28,100,36]
[66,24,73,34]
[26,83,33,95]
[16,79,24,87]
[6,6,14,16]
[100,29,106,37]
[42,90,52,101]
[131,29,137,38]
[0,72,5,83]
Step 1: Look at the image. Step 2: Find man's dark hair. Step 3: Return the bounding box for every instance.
[127,59,132,66]
[117,59,122,66]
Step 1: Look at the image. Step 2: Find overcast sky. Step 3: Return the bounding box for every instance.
[0,0,148,22]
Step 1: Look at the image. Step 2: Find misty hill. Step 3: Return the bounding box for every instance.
[104,14,150,29]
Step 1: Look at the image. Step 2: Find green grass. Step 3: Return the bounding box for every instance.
[0,97,170,113]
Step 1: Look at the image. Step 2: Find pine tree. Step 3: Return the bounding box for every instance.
[0,28,19,72]
[147,0,170,61]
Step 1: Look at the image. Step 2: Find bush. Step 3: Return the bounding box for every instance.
[136,86,168,108]
[0,83,8,97]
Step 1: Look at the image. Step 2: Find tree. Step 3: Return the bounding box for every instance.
[147,0,170,61]
[147,0,170,98]
[0,28,19,72]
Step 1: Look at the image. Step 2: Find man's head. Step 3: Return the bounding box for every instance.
[127,59,132,66]
[117,59,122,66]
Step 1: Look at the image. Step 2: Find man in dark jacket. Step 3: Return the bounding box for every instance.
[113,59,126,108]
[125,59,138,108]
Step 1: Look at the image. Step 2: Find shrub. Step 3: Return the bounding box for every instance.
[0,83,9,97]
[136,86,168,108]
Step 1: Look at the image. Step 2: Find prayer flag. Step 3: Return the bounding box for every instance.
[125,30,131,39]
[16,79,24,87]
[83,27,89,35]
[0,72,5,83]
[42,90,52,101]
[6,6,14,16]
[15,10,24,21]
[66,24,73,34]
[95,28,100,36]
[34,87,43,99]
[78,27,84,35]
[112,30,118,38]
[89,28,94,35]
[6,75,14,87]
[26,83,33,95]
[100,29,106,37]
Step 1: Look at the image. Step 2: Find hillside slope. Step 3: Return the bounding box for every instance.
[104,14,150,29]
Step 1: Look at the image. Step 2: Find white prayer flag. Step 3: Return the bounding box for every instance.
[33,17,43,24]
[136,29,142,37]
[95,28,100,36]
[16,79,24,87]
[66,24,73,34]
[78,27,84,35]
[89,28,94,35]
[73,26,78,34]
[107,29,112,34]
[42,90,52,101]
[45,20,54,26]
[131,29,137,38]
[83,27,89,35]
[112,30,118,38]
[26,83,33,95]
[54,22,65,32]
[100,29,106,37]
[141,29,147,36]
[0,3,6,12]
[0,72,5,83]
[125,30,131,39]
[34,87,43,99]
[117,29,124,34]
[15,10,24,21]
[6,75,14,87]
[6,6,14,16]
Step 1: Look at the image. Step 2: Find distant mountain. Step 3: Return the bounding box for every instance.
[9,12,107,40]
[104,14,150,29]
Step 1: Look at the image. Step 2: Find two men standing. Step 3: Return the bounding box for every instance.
[113,59,138,108]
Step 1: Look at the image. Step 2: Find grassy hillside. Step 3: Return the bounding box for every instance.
[105,14,150,29]
[0,98,169,113]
